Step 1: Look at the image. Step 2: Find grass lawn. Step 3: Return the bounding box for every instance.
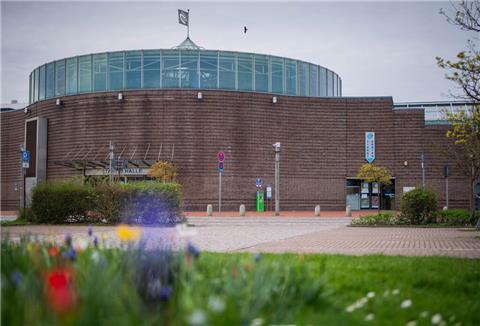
[2,237,479,325]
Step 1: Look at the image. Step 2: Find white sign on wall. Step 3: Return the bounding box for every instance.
[365,132,375,163]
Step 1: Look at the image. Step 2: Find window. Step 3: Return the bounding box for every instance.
[237,54,253,91]
[93,54,107,92]
[46,63,55,98]
[327,70,333,96]
[254,55,268,92]
[66,58,77,95]
[34,68,39,101]
[78,55,92,93]
[55,60,66,96]
[333,74,338,96]
[309,65,318,97]
[180,51,198,88]
[298,62,308,96]
[162,50,180,88]
[219,52,235,90]
[285,59,297,95]
[200,51,217,89]
[319,67,327,96]
[39,65,46,100]
[125,51,141,89]
[143,50,160,88]
[108,52,124,91]
[271,57,284,94]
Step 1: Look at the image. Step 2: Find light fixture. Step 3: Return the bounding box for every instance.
[55,98,62,106]
[117,93,123,101]
[197,92,203,101]
[24,107,29,114]
[404,160,408,167]
[272,96,277,104]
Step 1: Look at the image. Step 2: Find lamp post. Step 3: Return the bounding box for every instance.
[273,142,281,216]
[109,142,114,184]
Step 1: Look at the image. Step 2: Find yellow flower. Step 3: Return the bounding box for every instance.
[116,225,141,242]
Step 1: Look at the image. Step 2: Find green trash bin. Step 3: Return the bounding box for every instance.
[256,190,264,212]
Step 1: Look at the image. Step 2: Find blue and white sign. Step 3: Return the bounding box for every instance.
[266,185,272,199]
[256,178,262,188]
[218,162,224,172]
[365,132,375,163]
[22,151,30,162]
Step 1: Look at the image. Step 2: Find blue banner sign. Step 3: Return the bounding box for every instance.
[365,132,375,163]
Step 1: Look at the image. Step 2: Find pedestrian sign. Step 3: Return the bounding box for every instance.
[22,150,30,162]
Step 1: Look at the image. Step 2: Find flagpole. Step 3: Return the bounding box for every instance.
[187,9,190,38]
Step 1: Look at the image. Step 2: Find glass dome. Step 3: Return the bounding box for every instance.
[28,45,342,104]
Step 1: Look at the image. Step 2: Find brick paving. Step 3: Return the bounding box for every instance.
[2,215,479,258]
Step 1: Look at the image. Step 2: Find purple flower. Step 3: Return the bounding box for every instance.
[93,236,98,247]
[10,271,22,286]
[87,225,93,237]
[187,241,200,259]
[160,286,172,302]
[65,234,72,247]
[62,247,77,261]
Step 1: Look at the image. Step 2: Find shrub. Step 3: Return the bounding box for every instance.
[94,184,125,224]
[435,209,479,225]
[30,181,95,224]
[400,188,438,224]
[351,212,397,225]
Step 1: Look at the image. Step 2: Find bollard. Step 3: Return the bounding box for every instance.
[207,204,213,217]
[346,205,352,217]
[239,204,246,216]
[315,205,321,217]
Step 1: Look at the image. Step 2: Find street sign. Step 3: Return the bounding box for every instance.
[217,151,225,163]
[365,132,375,163]
[22,150,30,163]
[218,162,224,172]
[256,178,262,188]
[266,185,272,199]
[22,162,29,168]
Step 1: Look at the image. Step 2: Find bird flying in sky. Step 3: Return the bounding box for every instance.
[244,26,248,34]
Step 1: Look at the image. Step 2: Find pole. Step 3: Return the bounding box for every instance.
[109,141,114,184]
[421,153,425,188]
[445,175,449,209]
[219,171,222,213]
[19,144,25,210]
[274,143,281,216]
[187,9,190,38]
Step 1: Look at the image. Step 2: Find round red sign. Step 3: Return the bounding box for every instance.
[217,151,225,162]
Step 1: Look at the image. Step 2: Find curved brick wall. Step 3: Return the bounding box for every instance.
[0,90,470,211]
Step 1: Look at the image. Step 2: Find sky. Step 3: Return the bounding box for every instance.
[0,1,474,104]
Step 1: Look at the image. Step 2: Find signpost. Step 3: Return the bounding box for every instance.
[20,148,30,209]
[22,150,30,169]
[217,151,225,213]
[365,132,375,163]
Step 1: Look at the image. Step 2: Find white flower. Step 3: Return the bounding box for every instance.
[401,299,412,309]
[420,311,429,318]
[431,314,443,325]
[364,313,374,321]
[406,321,418,326]
[188,309,206,325]
[208,296,225,313]
[366,291,375,298]
[91,251,100,263]
[250,318,264,326]
[345,305,355,313]
[392,289,400,295]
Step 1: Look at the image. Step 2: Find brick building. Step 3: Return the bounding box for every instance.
[1,40,477,211]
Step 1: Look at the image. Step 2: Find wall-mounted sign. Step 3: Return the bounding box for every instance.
[365,132,375,163]
[85,168,149,176]
[266,185,272,199]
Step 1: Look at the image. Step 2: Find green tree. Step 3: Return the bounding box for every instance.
[356,163,392,212]
[148,161,178,183]
[437,0,480,225]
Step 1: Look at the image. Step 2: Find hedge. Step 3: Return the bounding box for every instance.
[29,181,184,225]
[400,187,438,224]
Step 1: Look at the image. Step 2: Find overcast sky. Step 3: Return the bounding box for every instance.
[0,1,474,104]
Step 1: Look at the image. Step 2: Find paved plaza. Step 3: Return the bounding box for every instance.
[2,215,480,258]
